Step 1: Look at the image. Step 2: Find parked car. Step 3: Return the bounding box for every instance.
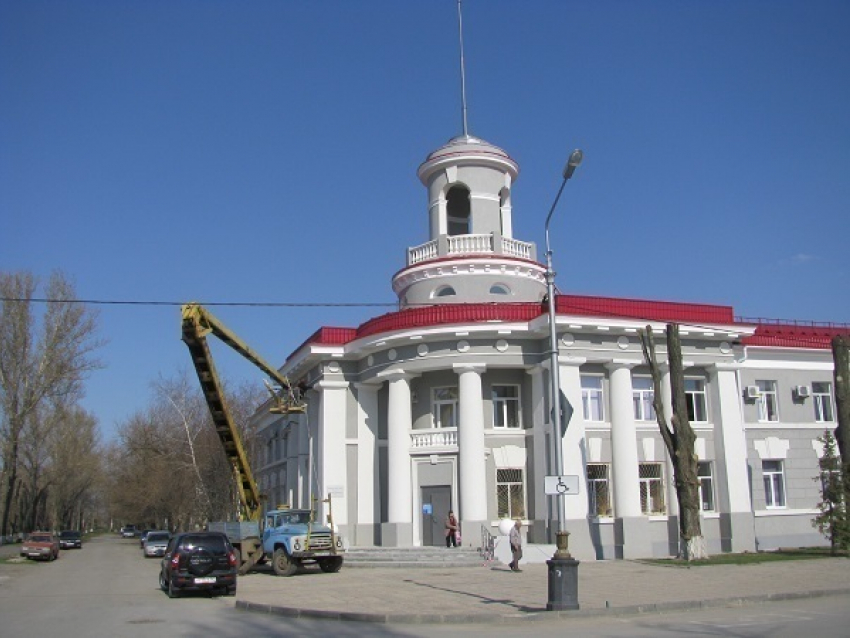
[159,531,238,598]
[120,525,137,538]
[143,531,171,558]
[20,532,59,561]
[58,530,82,549]
[139,530,152,548]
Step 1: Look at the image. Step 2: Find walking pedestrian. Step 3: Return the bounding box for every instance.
[445,510,459,548]
[509,519,523,571]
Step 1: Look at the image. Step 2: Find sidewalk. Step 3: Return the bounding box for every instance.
[234,554,850,624]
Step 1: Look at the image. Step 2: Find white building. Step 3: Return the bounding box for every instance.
[251,133,845,560]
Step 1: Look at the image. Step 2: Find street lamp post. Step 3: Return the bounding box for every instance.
[543,148,582,611]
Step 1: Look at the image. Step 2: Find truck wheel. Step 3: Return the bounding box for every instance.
[272,548,297,577]
[318,557,343,573]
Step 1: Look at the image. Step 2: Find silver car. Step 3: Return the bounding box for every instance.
[143,531,171,558]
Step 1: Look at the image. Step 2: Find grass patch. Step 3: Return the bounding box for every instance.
[644,547,848,567]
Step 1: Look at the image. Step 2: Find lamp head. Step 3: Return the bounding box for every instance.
[562,149,583,180]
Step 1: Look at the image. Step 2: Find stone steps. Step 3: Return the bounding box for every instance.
[343,545,492,568]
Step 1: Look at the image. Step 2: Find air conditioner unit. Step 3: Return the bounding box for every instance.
[795,385,811,398]
[745,386,761,400]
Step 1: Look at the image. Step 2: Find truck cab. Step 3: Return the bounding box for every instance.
[262,508,345,576]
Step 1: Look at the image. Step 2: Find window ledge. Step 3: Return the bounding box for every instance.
[754,508,818,517]
[647,515,669,521]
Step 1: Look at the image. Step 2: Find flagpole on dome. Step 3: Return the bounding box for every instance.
[457,0,470,138]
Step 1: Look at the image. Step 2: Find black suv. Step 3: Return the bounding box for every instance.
[159,531,238,598]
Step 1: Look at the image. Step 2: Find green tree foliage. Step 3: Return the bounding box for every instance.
[812,430,849,554]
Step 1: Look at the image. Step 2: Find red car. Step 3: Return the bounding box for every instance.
[20,532,59,561]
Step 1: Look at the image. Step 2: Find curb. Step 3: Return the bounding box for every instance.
[235,587,850,625]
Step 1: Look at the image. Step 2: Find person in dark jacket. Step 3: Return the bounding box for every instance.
[445,510,459,547]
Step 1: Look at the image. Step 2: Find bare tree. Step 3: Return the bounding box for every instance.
[639,323,707,560]
[106,372,266,531]
[0,271,103,536]
[48,406,103,530]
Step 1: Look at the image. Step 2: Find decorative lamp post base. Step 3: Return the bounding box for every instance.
[546,556,580,611]
[547,529,579,611]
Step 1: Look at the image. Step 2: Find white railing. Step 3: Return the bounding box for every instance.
[447,234,493,255]
[408,240,439,265]
[406,234,535,266]
[502,237,533,260]
[410,428,458,449]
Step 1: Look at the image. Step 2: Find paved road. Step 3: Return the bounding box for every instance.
[1,536,849,637]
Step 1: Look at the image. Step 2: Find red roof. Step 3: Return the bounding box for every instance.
[287,294,849,360]
[741,322,850,349]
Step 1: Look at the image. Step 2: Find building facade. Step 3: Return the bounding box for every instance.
[250,133,845,560]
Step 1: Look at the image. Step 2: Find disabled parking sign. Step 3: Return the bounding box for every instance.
[544,475,580,495]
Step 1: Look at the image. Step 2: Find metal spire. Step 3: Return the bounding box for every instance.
[457,0,469,137]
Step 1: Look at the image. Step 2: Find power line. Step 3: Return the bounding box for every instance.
[2,296,846,349]
[0,297,397,308]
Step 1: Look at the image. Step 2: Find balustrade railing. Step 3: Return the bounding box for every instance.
[407,234,535,266]
[447,233,493,255]
[410,427,458,449]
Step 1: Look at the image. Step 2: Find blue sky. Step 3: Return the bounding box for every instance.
[2,1,849,441]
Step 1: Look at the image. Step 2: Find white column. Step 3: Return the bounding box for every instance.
[314,380,349,529]
[298,391,318,509]
[385,372,414,545]
[708,364,756,552]
[527,367,549,540]
[286,419,299,508]
[558,357,589,520]
[607,362,641,517]
[708,365,751,512]
[455,364,488,528]
[660,366,679,519]
[355,382,380,545]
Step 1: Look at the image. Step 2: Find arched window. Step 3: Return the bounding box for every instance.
[490,284,510,296]
[433,286,457,298]
[446,185,470,236]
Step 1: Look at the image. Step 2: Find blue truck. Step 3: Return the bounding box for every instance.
[208,507,344,576]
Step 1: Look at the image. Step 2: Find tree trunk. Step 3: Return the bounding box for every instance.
[639,324,707,560]
[833,336,850,460]
[1,436,20,537]
[666,324,706,559]
[833,335,850,509]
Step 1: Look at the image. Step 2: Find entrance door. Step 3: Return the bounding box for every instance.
[421,485,452,546]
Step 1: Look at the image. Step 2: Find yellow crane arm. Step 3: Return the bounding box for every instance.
[180,303,305,522]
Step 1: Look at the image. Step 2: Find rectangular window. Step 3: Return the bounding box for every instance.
[586,464,612,517]
[813,382,835,423]
[762,460,786,508]
[757,380,779,422]
[432,387,458,428]
[639,463,666,515]
[697,461,715,511]
[632,377,656,422]
[685,378,708,422]
[581,375,605,422]
[496,468,525,519]
[492,385,521,428]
